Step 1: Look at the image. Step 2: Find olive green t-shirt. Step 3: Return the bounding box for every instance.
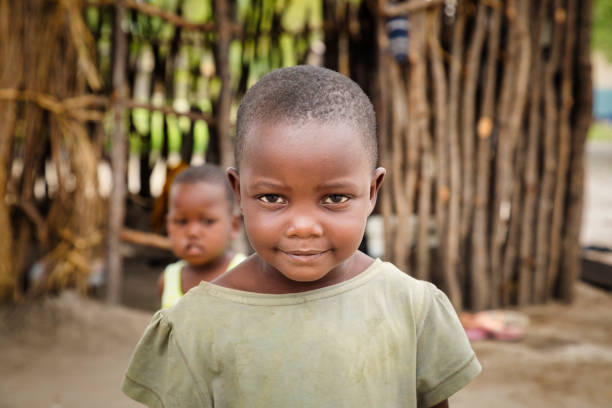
[122,259,480,408]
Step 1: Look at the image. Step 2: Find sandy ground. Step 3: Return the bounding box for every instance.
[0,292,147,408]
[1,283,611,408]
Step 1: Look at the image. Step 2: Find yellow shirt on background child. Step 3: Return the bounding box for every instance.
[123,259,480,407]
[161,253,247,309]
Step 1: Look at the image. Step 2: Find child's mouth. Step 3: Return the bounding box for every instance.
[281,249,330,263]
[184,244,204,256]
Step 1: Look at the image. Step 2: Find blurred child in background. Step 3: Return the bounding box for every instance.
[158,164,246,309]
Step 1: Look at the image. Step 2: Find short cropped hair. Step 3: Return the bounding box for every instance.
[234,65,377,169]
[172,164,234,207]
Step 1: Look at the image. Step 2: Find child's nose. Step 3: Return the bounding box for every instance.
[286,213,324,238]
[186,222,203,236]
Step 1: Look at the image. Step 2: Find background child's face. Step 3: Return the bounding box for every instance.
[166,181,238,267]
[228,122,384,282]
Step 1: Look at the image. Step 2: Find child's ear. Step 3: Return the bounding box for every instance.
[226,167,242,209]
[230,213,242,240]
[368,167,386,214]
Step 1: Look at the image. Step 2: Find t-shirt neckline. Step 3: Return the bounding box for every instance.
[196,258,383,306]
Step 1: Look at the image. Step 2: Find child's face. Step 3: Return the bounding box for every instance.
[166,181,238,267]
[228,122,385,283]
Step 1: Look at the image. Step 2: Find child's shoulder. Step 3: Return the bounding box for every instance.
[162,259,185,274]
[372,260,444,303]
[359,260,463,333]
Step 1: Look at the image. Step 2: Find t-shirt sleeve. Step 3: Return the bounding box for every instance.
[415,283,481,407]
[121,311,210,408]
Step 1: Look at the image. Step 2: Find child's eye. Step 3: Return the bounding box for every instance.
[258,194,285,204]
[323,194,349,204]
[173,218,187,226]
[201,218,216,225]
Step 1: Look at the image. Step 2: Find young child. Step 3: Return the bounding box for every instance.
[158,164,246,309]
[123,66,480,407]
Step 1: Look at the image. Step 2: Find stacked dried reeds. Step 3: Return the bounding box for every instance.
[0,0,106,302]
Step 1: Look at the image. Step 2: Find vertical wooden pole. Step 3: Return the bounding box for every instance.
[428,9,449,294]
[374,2,393,260]
[547,0,576,294]
[460,3,487,244]
[518,0,546,305]
[491,0,530,306]
[444,7,465,310]
[0,0,20,302]
[412,12,432,282]
[459,2,487,305]
[389,62,409,271]
[489,3,518,309]
[560,0,592,301]
[107,1,128,304]
[404,16,422,274]
[472,4,501,310]
[500,0,531,306]
[214,0,233,169]
[534,0,564,303]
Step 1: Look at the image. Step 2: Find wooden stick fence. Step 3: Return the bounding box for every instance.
[374,0,592,310]
[0,0,593,311]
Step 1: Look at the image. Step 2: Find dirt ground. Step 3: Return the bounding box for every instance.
[1,139,610,408]
[0,281,611,408]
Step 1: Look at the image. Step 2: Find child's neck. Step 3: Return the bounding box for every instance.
[213,251,374,294]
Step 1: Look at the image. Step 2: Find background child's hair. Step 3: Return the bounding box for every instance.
[171,164,235,208]
[234,65,377,169]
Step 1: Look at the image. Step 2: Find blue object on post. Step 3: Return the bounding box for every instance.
[386,2,410,64]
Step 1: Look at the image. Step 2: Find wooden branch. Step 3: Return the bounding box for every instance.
[49,121,68,203]
[378,0,406,266]
[411,12,432,282]
[488,11,517,308]
[13,200,49,245]
[460,3,487,243]
[547,0,576,294]
[534,0,564,303]
[497,0,531,306]
[89,0,243,34]
[0,25,19,299]
[427,10,449,288]
[389,62,409,271]
[124,0,215,31]
[403,17,423,275]
[374,4,394,259]
[14,101,48,285]
[0,89,107,121]
[444,6,465,310]
[471,3,501,310]
[214,0,234,169]
[517,0,546,305]
[382,0,444,17]
[120,228,171,250]
[0,89,217,123]
[124,99,215,123]
[107,2,128,304]
[501,0,532,305]
[63,0,103,90]
[560,0,592,301]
